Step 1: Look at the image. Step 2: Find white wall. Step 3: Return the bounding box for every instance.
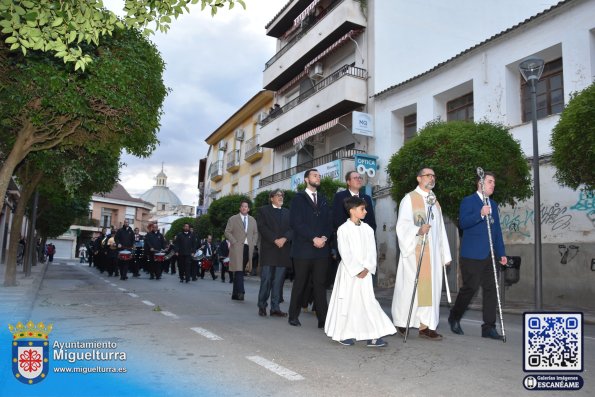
[373,0,561,93]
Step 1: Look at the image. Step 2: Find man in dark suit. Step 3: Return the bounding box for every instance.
[332,171,376,232]
[257,189,293,318]
[288,169,331,328]
[174,222,197,283]
[330,171,377,286]
[449,171,507,340]
[199,235,218,280]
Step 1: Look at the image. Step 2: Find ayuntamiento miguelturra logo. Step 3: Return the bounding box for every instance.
[9,320,52,385]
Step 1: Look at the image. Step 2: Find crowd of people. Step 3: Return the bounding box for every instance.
[83,166,507,348]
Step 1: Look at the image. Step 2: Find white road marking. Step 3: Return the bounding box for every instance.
[160,311,179,319]
[246,355,305,381]
[103,280,110,283]
[190,327,223,341]
[118,288,127,292]
[142,300,155,306]
[585,336,595,341]
[128,293,139,298]
[110,283,117,287]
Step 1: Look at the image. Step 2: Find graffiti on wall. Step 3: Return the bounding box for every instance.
[499,189,593,243]
[558,244,579,264]
[499,203,573,239]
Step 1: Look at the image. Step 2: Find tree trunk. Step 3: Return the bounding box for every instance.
[0,124,34,216]
[3,172,41,286]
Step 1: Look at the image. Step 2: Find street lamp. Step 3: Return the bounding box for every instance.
[519,57,544,310]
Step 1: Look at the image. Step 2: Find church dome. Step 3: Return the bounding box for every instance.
[139,166,183,210]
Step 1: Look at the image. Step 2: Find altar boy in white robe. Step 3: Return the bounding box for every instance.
[391,168,452,340]
[325,196,396,347]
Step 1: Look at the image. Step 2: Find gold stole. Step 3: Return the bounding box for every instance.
[410,191,432,307]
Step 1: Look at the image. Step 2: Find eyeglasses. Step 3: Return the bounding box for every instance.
[351,176,363,180]
[274,193,284,197]
[421,174,436,179]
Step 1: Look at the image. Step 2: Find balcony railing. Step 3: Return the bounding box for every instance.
[265,0,343,70]
[260,65,367,127]
[226,150,241,171]
[245,135,263,161]
[259,146,364,188]
[209,160,224,180]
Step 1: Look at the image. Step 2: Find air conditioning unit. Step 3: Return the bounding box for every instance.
[309,62,324,80]
[235,129,244,141]
[257,112,268,123]
[218,140,227,151]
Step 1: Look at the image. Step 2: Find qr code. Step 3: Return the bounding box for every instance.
[524,312,583,372]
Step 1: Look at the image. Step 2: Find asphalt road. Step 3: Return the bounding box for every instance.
[1,261,593,397]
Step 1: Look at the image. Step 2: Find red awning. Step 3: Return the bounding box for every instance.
[305,29,363,71]
[293,117,340,144]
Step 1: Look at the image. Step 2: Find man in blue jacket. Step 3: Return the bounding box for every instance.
[449,171,507,340]
[288,169,331,328]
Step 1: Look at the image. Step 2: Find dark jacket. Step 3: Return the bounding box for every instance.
[459,193,506,260]
[174,231,196,256]
[289,190,331,259]
[200,241,216,258]
[145,231,166,255]
[217,239,230,257]
[331,189,377,232]
[257,205,293,267]
[115,226,135,249]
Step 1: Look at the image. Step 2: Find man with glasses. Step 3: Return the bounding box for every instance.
[256,189,292,317]
[331,171,377,286]
[391,167,451,340]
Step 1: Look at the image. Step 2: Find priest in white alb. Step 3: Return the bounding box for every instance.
[391,167,451,340]
[325,196,396,347]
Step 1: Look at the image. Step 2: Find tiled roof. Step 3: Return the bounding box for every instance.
[265,0,295,29]
[97,183,153,207]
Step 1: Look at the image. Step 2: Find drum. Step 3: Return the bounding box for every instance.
[118,250,132,261]
[192,249,204,261]
[201,258,213,271]
[221,257,230,267]
[154,252,166,262]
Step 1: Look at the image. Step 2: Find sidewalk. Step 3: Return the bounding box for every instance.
[0,257,49,322]
[374,287,595,325]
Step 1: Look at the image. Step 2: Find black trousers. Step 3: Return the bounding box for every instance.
[178,255,191,282]
[118,259,129,280]
[232,245,249,297]
[450,256,498,329]
[288,257,328,326]
[190,260,199,280]
[148,255,162,279]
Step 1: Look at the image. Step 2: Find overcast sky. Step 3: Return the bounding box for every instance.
[103,1,276,206]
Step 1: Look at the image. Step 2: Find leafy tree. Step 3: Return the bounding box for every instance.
[195,215,215,240]
[164,216,196,240]
[0,26,166,211]
[551,82,595,190]
[206,194,251,239]
[0,0,246,69]
[387,120,532,222]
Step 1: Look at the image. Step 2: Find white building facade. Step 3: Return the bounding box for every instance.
[372,0,595,308]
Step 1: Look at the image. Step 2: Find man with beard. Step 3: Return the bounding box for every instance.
[115,219,135,280]
[391,167,451,340]
[288,169,331,328]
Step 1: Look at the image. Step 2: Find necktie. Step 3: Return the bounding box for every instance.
[243,216,247,232]
[313,192,317,206]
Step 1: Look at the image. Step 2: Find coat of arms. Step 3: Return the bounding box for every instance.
[9,320,52,385]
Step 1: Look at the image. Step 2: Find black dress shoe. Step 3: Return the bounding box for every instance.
[237,293,244,301]
[258,307,267,317]
[448,317,464,335]
[397,327,406,337]
[482,327,503,340]
[288,318,301,327]
[231,294,239,300]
